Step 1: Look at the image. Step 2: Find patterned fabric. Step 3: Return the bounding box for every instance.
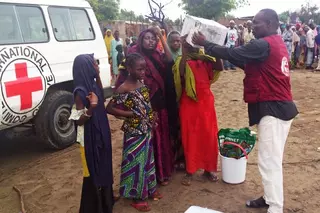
[112,86,155,136]
[120,132,157,200]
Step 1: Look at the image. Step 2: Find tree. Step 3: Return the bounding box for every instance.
[145,0,173,33]
[278,2,320,24]
[119,9,136,21]
[299,2,320,24]
[137,15,146,23]
[87,0,120,21]
[279,11,290,23]
[180,0,249,20]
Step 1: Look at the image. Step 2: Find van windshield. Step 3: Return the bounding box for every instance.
[0,4,48,45]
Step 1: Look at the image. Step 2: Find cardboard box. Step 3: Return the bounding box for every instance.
[181,15,228,47]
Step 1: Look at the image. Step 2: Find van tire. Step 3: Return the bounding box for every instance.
[35,90,76,149]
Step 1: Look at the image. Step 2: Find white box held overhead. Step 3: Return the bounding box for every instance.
[181,15,228,47]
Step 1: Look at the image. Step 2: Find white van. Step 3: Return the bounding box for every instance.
[0,0,112,149]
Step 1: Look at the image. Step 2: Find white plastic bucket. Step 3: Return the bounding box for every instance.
[220,141,248,184]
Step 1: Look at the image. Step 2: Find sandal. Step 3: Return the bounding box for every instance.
[131,202,151,212]
[181,174,192,186]
[150,191,163,201]
[203,171,219,182]
[246,196,269,208]
[160,181,169,186]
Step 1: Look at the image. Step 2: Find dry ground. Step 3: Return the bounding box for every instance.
[0,70,319,213]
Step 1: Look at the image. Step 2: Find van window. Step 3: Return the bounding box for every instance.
[16,6,48,43]
[48,7,76,41]
[0,5,23,44]
[49,7,94,41]
[70,9,94,40]
[0,4,48,45]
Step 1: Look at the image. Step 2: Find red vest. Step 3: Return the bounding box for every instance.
[243,35,293,103]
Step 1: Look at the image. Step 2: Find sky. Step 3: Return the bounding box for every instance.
[119,0,317,20]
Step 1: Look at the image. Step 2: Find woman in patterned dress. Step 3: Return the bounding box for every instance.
[115,27,179,186]
[107,53,163,212]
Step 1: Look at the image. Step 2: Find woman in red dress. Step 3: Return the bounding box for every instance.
[173,37,223,186]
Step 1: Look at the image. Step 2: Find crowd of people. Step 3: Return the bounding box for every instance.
[71,8,302,213]
[280,22,320,70]
[223,19,320,71]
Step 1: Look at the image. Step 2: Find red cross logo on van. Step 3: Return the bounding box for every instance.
[0,46,55,126]
[4,63,43,110]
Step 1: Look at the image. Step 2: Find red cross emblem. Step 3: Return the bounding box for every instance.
[230,34,236,41]
[4,63,43,110]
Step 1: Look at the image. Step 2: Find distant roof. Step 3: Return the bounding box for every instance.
[238,16,254,20]
[1,0,91,8]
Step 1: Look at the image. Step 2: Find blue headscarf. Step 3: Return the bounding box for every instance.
[72,54,113,186]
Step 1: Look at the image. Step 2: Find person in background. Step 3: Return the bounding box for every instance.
[107,53,163,212]
[243,21,248,29]
[116,44,124,68]
[238,24,245,46]
[305,24,315,70]
[224,20,238,70]
[115,28,179,186]
[157,29,167,53]
[167,31,182,61]
[295,28,305,69]
[192,8,298,213]
[127,36,138,54]
[124,38,131,56]
[104,29,114,60]
[292,26,300,68]
[130,36,138,47]
[282,24,293,62]
[174,35,223,186]
[167,31,184,169]
[277,27,282,35]
[315,26,320,71]
[69,54,114,213]
[111,30,123,82]
[280,24,286,34]
[243,20,255,44]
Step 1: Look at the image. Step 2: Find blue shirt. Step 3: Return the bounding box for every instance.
[315,34,320,45]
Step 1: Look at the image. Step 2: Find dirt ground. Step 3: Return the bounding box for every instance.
[0,70,319,213]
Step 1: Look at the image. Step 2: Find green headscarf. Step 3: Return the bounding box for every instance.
[167,31,182,61]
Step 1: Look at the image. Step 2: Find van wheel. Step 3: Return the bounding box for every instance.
[35,90,76,149]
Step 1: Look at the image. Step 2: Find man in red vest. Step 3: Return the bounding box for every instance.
[192,9,298,213]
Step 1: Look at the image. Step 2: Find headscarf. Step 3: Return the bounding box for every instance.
[104,29,114,56]
[117,29,166,99]
[167,31,182,61]
[72,54,113,186]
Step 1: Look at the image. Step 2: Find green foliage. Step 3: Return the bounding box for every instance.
[279,2,320,24]
[180,0,249,20]
[87,0,120,21]
[279,11,290,23]
[118,9,151,23]
[119,9,136,21]
[299,2,320,24]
